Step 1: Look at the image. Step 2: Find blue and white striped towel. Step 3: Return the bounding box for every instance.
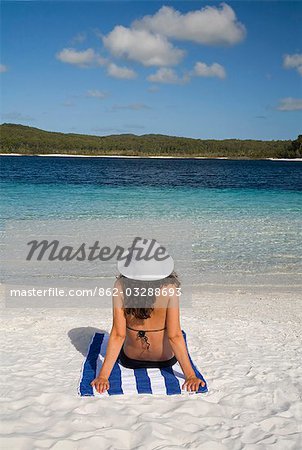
[78,331,208,396]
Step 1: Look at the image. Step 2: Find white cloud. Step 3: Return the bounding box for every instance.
[0,64,8,73]
[56,47,136,80]
[193,61,226,79]
[283,53,302,68]
[283,53,302,76]
[133,4,246,45]
[147,68,189,84]
[56,48,106,68]
[86,90,107,99]
[107,62,137,79]
[277,97,302,111]
[147,62,226,85]
[103,26,184,66]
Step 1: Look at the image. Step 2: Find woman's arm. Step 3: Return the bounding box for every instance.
[91,281,126,393]
[166,289,205,392]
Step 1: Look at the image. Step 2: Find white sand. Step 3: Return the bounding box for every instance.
[0,153,229,159]
[1,288,301,449]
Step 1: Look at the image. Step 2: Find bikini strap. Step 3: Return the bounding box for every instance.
[126,326,166,332]
[126,326,166,350]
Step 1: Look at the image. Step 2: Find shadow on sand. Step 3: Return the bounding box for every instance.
[68,327,109,357]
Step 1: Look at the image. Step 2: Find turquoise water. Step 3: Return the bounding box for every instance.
[1,156,301,292]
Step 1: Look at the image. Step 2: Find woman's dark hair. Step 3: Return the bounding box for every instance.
[116,271,181,320]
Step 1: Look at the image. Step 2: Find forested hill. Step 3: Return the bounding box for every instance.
[0,123,301,159]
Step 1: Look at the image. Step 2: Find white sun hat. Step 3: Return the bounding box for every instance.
[117,237,174,281]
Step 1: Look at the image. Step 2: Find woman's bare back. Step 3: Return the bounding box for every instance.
[123,295,175,361]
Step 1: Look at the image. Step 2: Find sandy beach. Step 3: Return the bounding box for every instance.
[1,287,301,449]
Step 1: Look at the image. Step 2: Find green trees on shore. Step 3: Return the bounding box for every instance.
[0,123,299,159]
[279,135,302,158]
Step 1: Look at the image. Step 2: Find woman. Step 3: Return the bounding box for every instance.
[91,238,205,393]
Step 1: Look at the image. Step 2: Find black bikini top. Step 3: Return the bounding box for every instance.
[126,325,166,350]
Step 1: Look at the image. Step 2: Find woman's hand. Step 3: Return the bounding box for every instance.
[182,375,205,392]
[90,376,110,394]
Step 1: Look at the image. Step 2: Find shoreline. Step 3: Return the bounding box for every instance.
[0,153,301,161]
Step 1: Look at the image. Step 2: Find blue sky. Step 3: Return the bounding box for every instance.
[1,1,301,140]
